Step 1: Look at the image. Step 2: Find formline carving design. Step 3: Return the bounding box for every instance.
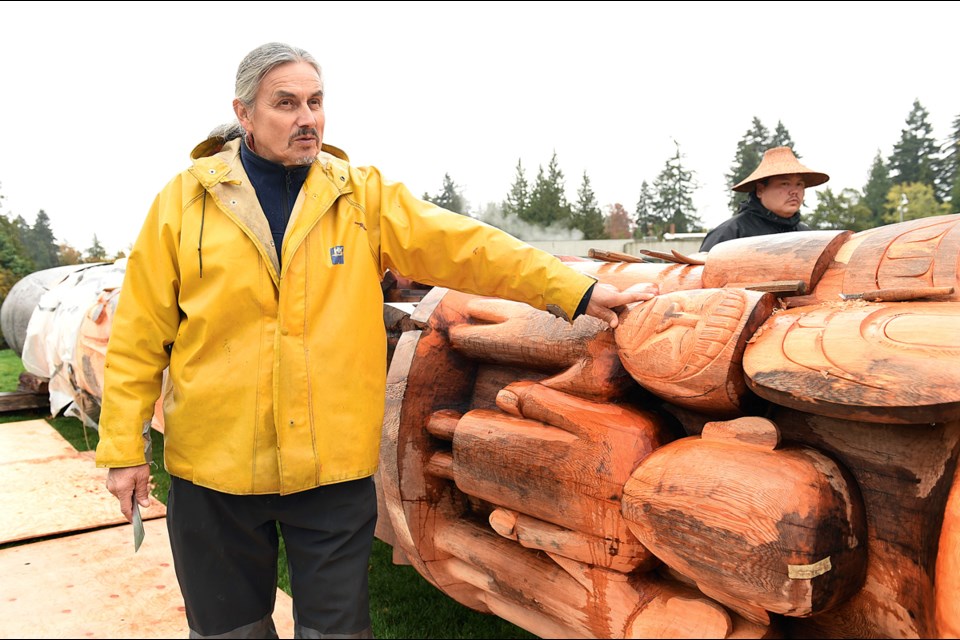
[377,214,960,639]
[5,215,960,638]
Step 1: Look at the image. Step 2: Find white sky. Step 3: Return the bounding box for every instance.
[0,1,956,256]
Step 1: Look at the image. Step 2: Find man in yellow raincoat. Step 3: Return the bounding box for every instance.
[95,41,657,638]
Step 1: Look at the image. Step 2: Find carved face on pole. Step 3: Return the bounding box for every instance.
[614,288,775,415]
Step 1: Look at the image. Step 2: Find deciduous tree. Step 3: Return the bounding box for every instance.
[604,202,632,239]
[883,182,951,224]
[807,187,872,231]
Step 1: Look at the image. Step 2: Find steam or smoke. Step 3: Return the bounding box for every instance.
[475,203,585,242]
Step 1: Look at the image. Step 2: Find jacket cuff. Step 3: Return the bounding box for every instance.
[572,282,595,320]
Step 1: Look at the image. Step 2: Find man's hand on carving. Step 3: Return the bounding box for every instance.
[585,282,658,328]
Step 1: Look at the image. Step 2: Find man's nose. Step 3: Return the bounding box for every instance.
[295,104,317,127]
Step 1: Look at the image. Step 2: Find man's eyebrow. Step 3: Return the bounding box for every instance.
[272,89,324,99]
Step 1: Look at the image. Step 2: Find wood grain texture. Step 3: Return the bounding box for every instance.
[444,382,666,571]
[840,213,960,298]
[935,459,960,638]
[771,409,960,638]
[701,230,852,290]
[622,417,866,619]
[448,296,634,401]
[615,288,776,416]
[743,301,960,423]
[430,516,775,639]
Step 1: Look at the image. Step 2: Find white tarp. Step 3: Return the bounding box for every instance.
[21,260,127,426]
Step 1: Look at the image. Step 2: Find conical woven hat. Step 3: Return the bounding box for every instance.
[732,146,830,193]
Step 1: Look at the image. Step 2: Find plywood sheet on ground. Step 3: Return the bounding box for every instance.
[0,518,296,639]
[0,418,79,464]
[0,442,166,545]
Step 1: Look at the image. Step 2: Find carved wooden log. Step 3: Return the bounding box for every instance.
[424,381,666,572]
[428,513,775,638]
[622,416,867,624]
[700,230,851,292]
[784,214,960,307]
[5,215,960,638]
[936,460,960,638]
[447,297,634,401]
[614,288,776,417]
[743,301,960,424]
[769,409,960,638]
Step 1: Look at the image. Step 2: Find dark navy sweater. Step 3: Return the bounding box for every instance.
[240,139,310,262]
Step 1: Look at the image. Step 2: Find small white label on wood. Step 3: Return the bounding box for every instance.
[788,555,832,579]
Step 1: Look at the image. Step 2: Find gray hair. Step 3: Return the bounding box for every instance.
[235,42,323,110]
[207,121,244,142]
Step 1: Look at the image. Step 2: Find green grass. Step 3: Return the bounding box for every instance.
[0,348,533,639]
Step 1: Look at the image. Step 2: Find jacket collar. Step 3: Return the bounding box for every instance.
[740,192,803,229]
[189,136,352,195]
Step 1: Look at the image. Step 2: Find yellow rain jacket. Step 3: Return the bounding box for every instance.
[95,137,596,495]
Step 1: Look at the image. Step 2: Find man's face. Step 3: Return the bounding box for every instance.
[755,174,806,218]
[233,61,324,167]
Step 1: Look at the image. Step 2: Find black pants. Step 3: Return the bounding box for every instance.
[167,475,377,638]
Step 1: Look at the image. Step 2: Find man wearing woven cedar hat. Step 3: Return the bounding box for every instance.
[699,146,829,252]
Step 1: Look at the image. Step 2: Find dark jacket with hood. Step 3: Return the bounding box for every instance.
[699,192,809,252]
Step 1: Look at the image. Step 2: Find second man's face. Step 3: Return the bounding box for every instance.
[234,61,325,167]
[756,174,806,218]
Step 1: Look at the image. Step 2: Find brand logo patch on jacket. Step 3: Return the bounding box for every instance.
[330,245,345,265]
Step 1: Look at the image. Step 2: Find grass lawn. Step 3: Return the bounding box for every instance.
[0,348,534,638]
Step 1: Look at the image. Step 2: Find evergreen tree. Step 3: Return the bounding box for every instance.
[0,183,35,311]
[24,210,60,269]
[806,187,872,231]
[882,182,951,224]
[888,99,941,195]
[569,171,607,239]
[604,203,632,239]
[85,234,108,262]
[651,142,701,233]
[0,215,35,301]
[503,159,530,220]
[725,118,800,215]
[862,151,892,228]
[942,112,960,209]
[422,173,466,214]
[525,151,571,228]
[726,117,770,214]
[633,181,661,239]
[768,121,796,149]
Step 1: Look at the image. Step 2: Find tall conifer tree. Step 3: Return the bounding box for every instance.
[888,99,941,196]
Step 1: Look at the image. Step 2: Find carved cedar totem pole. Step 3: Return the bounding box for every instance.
[376,213,960,639]
[6,214,959,639]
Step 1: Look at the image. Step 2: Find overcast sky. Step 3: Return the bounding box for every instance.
[1,1,956,255]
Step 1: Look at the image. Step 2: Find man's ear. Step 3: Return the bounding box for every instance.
[233,99,250,129]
